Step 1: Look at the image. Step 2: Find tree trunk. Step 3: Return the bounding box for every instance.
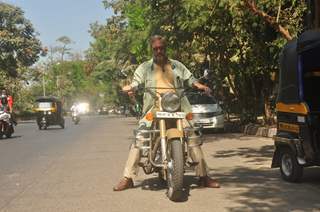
[315,1,320,28]
[263,92,273,125]
[245,0,293,41]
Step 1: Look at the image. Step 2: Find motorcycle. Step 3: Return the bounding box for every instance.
[71,111,80,125]
[133,87,202,201]
[0,110,14,138]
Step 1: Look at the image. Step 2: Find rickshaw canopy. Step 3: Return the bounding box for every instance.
[277,40,299,104]
[34,96,62,113]
[35,96,61,103]
[298,30,320,53]
[277,30,320,108]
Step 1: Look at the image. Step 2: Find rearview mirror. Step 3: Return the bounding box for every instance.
[117,70,128,79]
[203,69,213,79]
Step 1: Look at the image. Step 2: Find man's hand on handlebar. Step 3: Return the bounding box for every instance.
[203,86,212,96]
[193,82,212,96]
[122,85,134,96]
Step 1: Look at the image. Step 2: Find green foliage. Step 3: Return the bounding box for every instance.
[0,2,42,77]
[88,0,307,122]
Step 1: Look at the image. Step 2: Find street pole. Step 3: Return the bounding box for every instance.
[42,66,46,96]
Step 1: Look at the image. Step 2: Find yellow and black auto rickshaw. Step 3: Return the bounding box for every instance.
[34,96,65,130]
[272,30,320,182]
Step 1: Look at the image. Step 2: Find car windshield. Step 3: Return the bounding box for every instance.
[187,93,217,105]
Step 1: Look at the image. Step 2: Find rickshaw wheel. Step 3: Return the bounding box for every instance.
[38,124,47,130]
[280,149,303,182]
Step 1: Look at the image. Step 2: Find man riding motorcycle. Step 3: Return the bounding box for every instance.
[70,102,80,124]
[0,89,13,113]
[0,89,15,137]
[0,89,16,124]
[113,35,220,191]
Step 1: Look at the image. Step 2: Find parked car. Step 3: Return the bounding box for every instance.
[186,92,224,131]
[98,106,108,115]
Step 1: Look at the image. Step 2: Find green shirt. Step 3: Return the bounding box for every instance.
[130,59,198,117]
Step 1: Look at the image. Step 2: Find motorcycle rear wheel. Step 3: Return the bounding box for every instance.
[166,139,184,202]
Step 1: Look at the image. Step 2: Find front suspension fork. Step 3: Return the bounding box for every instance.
[159,119,167,163]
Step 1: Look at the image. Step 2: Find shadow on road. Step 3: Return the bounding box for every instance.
[39,127,65,131]
[211,144,320,211]
[214,145,274,165]
[214,167,320,211]
[0,135,22,140]
[136,175,206,202]
[202,133,248,143]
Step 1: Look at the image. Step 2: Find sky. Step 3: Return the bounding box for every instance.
[3,0,113,53]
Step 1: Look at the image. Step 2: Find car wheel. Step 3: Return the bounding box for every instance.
[280,148,303,182]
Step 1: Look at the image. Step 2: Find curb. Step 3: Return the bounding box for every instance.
[243,123,276,138]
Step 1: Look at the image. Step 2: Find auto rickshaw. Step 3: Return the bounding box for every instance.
[272,30,320,182]
[34,96,65,130]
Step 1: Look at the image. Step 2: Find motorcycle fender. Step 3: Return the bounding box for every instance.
[166,128,183,140]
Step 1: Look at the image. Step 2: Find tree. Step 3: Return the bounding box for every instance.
[88,0,307,124]
[56,36,73,61]
[0,2,42,77]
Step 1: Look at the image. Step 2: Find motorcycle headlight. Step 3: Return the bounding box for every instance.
[48,111,52,115]
[161,92,180,112]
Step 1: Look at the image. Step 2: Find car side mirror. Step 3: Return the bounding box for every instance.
[203,69,213,79]
[117,70,128,79]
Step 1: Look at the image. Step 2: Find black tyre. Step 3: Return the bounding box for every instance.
[166,139,184,202]
[5,132,12,138]
[5,126,13,138]
[280,149,303,182]
[60,118,65,129]
[40,124,47,130]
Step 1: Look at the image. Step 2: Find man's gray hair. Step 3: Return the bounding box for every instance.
[150,35,167,47]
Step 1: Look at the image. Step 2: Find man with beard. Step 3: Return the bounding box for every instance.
[113,35,220,191]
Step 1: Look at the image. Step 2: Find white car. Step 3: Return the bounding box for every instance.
[187,93,225,130]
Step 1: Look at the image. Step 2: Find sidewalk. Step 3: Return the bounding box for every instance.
[243,123,277,138]
[224,122,277,138]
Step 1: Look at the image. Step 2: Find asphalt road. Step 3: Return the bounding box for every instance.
[0,115,320,212]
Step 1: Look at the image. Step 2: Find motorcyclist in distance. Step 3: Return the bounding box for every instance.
[0,89,13,113]
[0,89,17,125]
[113,35,220,191]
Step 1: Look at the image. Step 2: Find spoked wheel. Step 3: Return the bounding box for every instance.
[280,149,303,182]
[166,139,184,202]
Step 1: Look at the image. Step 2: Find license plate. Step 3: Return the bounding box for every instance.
[198,118,211,124]
[156,112,186,119]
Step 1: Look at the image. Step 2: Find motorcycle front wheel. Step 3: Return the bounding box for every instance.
[166,139,184,202]
[5,125,13,138]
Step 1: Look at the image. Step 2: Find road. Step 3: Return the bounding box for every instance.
[0,115,320,212]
